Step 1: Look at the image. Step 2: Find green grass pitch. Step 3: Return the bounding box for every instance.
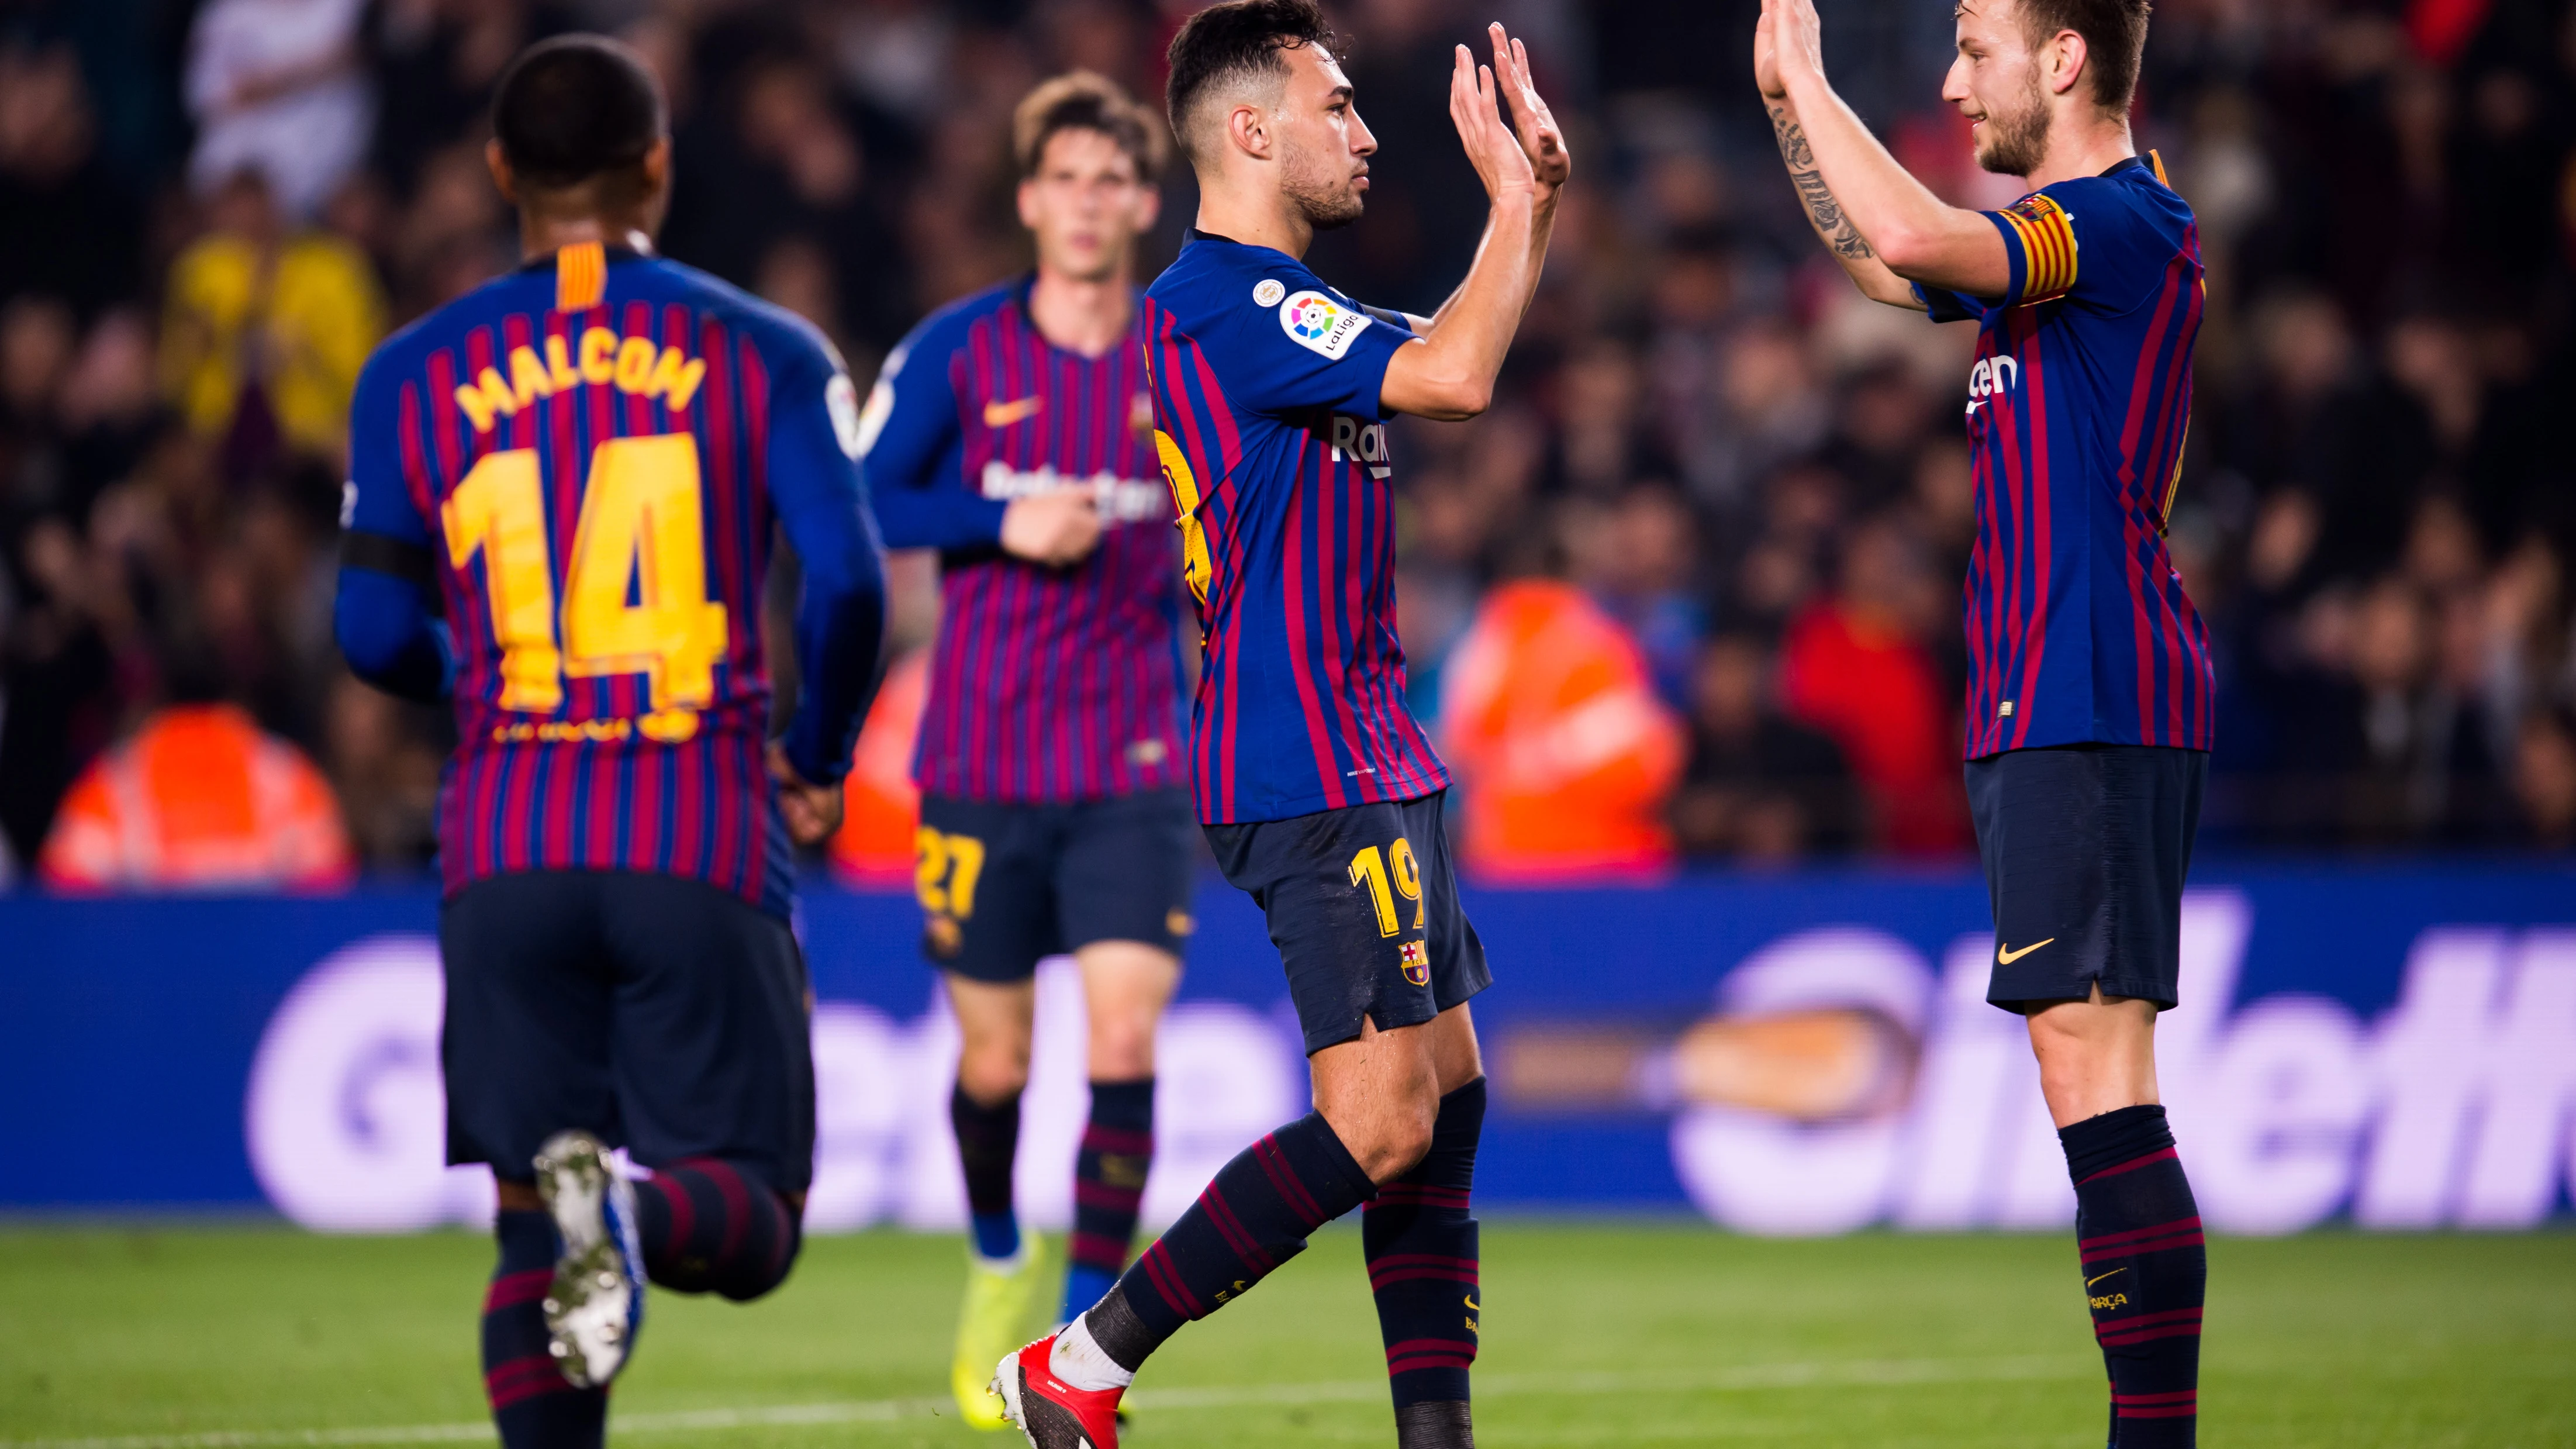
[1,1224,2568,1447]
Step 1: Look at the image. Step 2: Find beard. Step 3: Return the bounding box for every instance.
[1280,145,1365,230]
[1973,77,2052,178]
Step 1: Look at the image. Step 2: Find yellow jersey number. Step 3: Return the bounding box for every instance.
[1154,429,1213,607]
[1348,838,1425,936]
[440,434,728,743]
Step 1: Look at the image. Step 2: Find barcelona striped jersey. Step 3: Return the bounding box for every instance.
[1142,231,1449,824]
[1915,154,2215,760]
[337,244,886,917]
[861,277,1186,803]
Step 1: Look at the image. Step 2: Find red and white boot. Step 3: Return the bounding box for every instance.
[993,1335,1125,1449]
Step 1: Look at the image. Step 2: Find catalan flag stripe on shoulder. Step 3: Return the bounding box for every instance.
[2004,195,2079,305]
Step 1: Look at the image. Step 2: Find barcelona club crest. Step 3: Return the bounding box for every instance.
[1399,938,1431,988]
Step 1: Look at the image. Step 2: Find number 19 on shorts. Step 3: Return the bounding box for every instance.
[1348,839,1424,935]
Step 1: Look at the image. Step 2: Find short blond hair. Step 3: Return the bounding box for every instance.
[1013,71,1168,182]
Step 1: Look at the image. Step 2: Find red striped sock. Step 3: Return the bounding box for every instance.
[2062,1105,2204,1448]
[1365,1078,1483,1439]
[483,1208,604,1449]
[632,1157,801,1302]
[1063,1078,1155,1323]
[1089,1112,1375,1370]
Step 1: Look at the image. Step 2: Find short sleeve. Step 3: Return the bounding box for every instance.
[1218,268,1417,420]
[1913,283,1990,324]
[1983,173,2174,314]
[342,351,430,548]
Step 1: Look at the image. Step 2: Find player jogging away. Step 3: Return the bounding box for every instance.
[333,36,885,1449]
[1757,0,2212,1443]
[858,71,1194,1429]
[993,5,1569,1448]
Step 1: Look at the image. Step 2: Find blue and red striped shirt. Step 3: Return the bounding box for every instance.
[861,278,1185,803]
[337,245,885,917]
[1917,154,2215,760]
[1142,231,1448,824]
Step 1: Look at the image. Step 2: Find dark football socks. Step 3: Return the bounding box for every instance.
[631,1157,802,1301]
[951,1083,1023,1261]
[2061,1105,2205,1448]
[1367,1079,1484,1447]
[1063,1078,1156,1322]
[484,1207,605,1449]
[1084,1111,1377,1371]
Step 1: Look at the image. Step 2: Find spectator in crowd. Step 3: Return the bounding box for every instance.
[1779,516,1965,855]
[39,635,353,892]
[0,43,142,319]
[158,167,386,469]
[1670,633,1855,863]
[5,0,2576,885]
[184,0,373,220]
[1440,578,1687,882]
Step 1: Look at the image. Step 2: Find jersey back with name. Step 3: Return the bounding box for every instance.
[346,244,831,915]
[1142,232,1448,824]
[1917,154,2216,760]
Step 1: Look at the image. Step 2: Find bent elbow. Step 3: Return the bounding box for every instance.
[1873,225,1933,276]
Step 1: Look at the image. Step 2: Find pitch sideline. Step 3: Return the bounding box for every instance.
[2,1355,2090,1449]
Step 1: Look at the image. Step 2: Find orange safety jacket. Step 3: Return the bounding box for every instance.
[40,704,355,892]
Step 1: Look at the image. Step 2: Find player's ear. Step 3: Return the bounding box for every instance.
[484,137,519,206]
[1017,174,1043,230]
[2045,26,2088,98]
[1228,101,1272,162]
[1134,178,1163,232]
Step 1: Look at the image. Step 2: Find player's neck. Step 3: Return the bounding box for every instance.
[1193,181,1313,260]
[517,215,656,263]
[1027,264,1134,358]
[2021,115,2136,193]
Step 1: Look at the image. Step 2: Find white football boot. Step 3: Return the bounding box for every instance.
[532,1130,646,1389]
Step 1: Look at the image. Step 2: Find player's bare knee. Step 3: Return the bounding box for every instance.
[956,1044,1031,1104]
[1087,1017,1157,1081]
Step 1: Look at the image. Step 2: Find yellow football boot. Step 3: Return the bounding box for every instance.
[952,1234,1050,1429]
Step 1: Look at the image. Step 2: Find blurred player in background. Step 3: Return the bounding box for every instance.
[1758,0,2212,1442]
[992,6,1567,1447]
[857,71,1193,1428]
[333,36,885,1449]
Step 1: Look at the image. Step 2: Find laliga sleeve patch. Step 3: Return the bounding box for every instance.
[1278,289,1372,360]
[1252,278,1287,308]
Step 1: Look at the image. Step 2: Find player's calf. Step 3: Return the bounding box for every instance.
[482,1205,607,1449]
[1365,1078,1484,1449]
[630,1155,802,1301]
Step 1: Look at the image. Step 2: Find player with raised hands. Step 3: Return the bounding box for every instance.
[990,5,1566,1448]
[1757,0,2214,1443]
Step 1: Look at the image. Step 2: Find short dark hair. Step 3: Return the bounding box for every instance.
[491,34,667,190]
[1014,71,1168,182]
[2015,0,2152,113]
[1164,0,1337,163]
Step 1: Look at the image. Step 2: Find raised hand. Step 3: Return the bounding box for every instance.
[1755,2,1785,99]
[1487,23,1570,192]
[1762,0,1828,97]
[1448,30,1531,201]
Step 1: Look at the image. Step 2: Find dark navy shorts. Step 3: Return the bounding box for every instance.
[1204,790,1491,1055]
[915,788,1197,982]
[440,870,815,1191]
[1966,743,2208,1013]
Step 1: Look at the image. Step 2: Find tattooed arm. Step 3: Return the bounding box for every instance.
[1766,98,1924,309]
[1755,0,2008,303]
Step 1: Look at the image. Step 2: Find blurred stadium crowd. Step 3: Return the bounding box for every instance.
[4,0,2576,887]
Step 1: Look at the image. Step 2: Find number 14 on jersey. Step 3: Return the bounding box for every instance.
[441,433,728,743]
